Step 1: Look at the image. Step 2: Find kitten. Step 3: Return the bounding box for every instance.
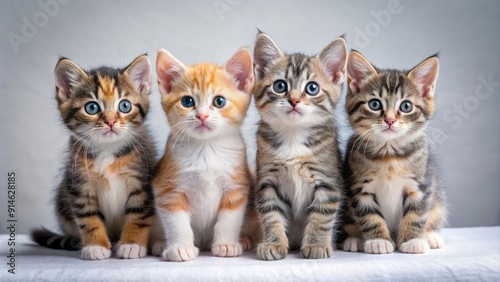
[31,55,156,260]
[339,51,446,254]
[153,47,254,261]
[252,32,347,260]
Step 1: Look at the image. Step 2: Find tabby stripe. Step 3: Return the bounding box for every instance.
[125,206,146,214]
[64,107,81,124]
[256,85,271,101]
[354,206,383,218]
[75,211,105,220]
[348,102,365,115]
[257,204,286,215]
[135,103,146,118]
[416,105,429,119]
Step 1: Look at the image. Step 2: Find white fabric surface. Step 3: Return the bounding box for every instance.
[0,227,499,282]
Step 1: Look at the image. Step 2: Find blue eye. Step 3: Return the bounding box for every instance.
[400,101,413,113]
[119,100,132,113]
[84,102,100,115]
[368,99,382,111]
[213,96,226,108]
[181,96,195,108]
[305,82,319,95]
[272,80,287,93]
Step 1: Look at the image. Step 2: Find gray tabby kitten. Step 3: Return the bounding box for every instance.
[253,32,347,260]
[339,51,446,254]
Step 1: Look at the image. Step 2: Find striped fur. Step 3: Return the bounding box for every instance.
[153,48,256,261]
[31,55,156,260]
[253,32,347,260]
[338,51,447,254]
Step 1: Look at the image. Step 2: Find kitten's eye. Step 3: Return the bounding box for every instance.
[84,102,100,115]
[368,99,382,111]
[181,96,195,108]
[400,101,413,113]
[213,96,226,108]
[272,80,287,93]
[118,100,132,113]
[305,82,320,96]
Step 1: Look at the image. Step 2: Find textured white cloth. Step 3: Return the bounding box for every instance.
[1,227,499,281]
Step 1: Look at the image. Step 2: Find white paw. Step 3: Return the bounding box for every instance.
[116,244,147,259]
[364,239,395,254]
[426,232,444,249]
[212,243,243,257]
[343,237,364,252]
[399,238,430,254]
[162,245,199,262]
[81,245,111,260]
[151,241,166,257]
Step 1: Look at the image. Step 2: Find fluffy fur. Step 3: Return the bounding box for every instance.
[338,51,447,254]
[252,32,347,260]
[31,55,156,260]
[153,47,256,261]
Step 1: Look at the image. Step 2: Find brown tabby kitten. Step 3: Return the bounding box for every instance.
[31,55,156,260]
[253,32,347,260]
[339,51,446,254]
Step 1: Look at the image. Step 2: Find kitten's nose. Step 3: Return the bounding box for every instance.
[105,120,116,128]
[385,118,396,126]
[196,114,209,122]
[289,99,300,107]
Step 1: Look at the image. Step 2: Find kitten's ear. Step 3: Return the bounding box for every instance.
[224,48,254,94]
[347,51,377,93]
[124,54,151,96]
[54,58,88,102]
[254,32,283,79]
[318,37,348,84]
[156,48,187,95]
[408,55,439,99]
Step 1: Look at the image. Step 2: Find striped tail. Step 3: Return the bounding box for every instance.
[31,227,80,250]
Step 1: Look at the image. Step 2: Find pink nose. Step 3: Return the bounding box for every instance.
[289,99,300,107]
[196,114,209,122]
[385,118,396,126]
[105,120,116,128]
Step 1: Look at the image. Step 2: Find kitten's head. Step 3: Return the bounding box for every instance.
[346,51,439,141]
[54,55,151,146]
[156,48,254,140]
[253,32,347,128]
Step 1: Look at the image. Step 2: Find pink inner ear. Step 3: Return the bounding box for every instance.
[225,50,253,92]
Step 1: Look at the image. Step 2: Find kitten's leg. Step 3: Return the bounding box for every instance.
[156,192,198,262]
[352,186,395,254]
[212,188,248,257]
[116,184,155,259]
[397,188,430,254]
[149,215,166,256]
[423,204,445,249]
[71,187,111,260]
[301,182,341,259]
[255,180,290,260]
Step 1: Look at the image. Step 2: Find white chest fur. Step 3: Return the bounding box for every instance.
[364,160,416,232]
[173,135,245,248]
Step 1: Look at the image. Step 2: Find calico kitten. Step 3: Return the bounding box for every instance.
[153,47,254,261]
[340,51,446,254]
[253,32,347,260]
[31,55,156,260]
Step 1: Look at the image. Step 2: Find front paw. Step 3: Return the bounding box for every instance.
[399,238,430,254]
[116,244,147,259]
[240,235,252,251]
[343,237,364,252]
[151,241,166,257]
[212,242,242,257]
[364,239,395,254]
[162,244,199,262]
[81,245,111,260]
[257,242,288,260]
[301,244,332,259]
[425,232,444,249]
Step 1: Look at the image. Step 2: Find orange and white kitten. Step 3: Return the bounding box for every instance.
[153,48,254,261]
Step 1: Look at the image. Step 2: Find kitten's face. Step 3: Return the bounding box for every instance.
[54,55,151,146]
[253,33,347,128]
[156,48,253,140]
[346,51,439,142]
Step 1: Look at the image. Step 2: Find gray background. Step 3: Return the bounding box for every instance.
[1,0,499,234]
